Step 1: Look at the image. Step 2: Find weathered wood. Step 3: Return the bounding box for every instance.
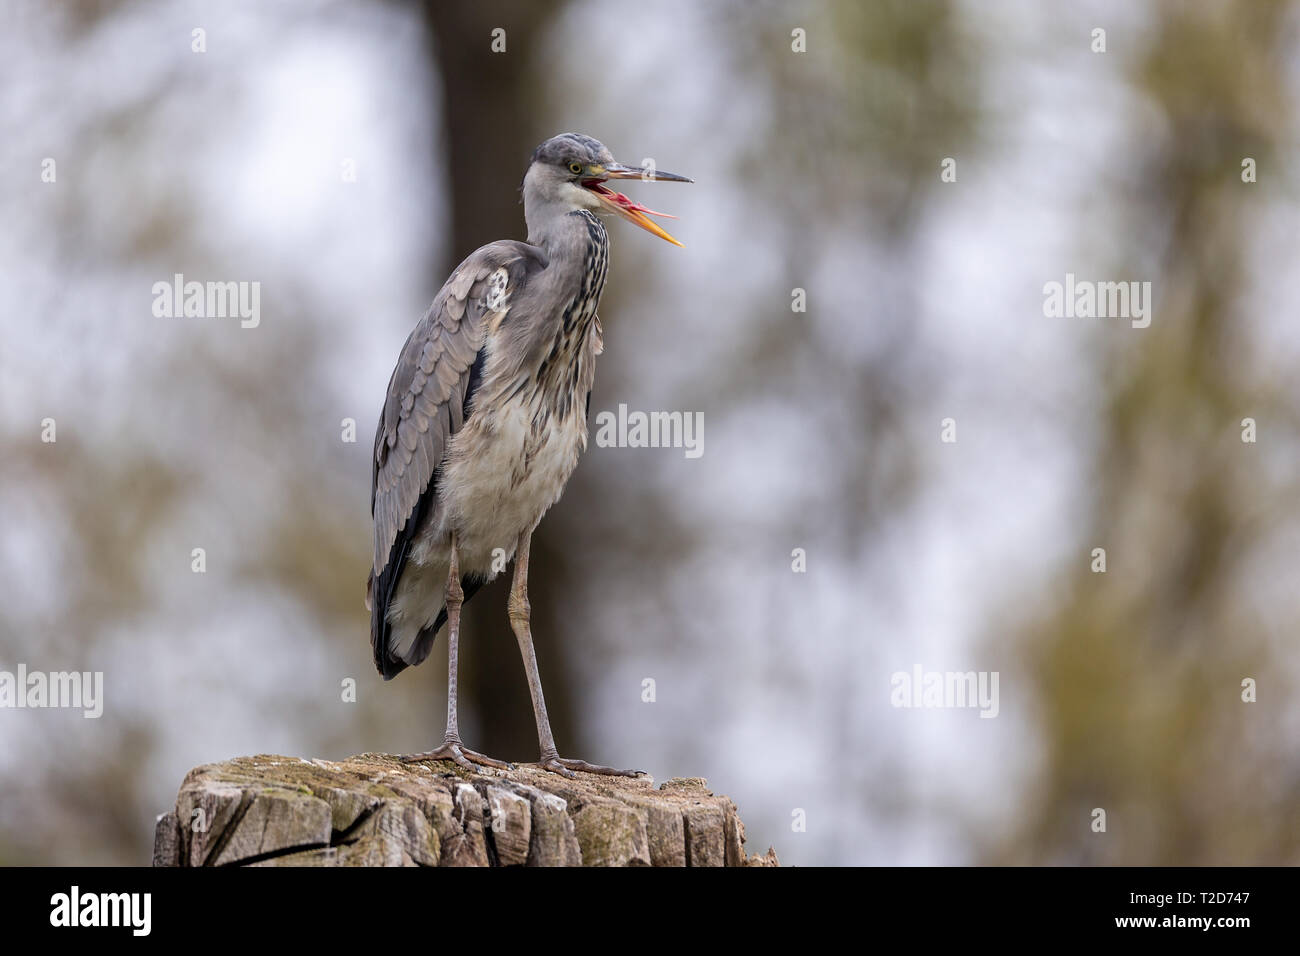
[153,753,779,867]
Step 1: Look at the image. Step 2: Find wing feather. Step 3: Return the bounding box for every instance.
[369,240,546,677]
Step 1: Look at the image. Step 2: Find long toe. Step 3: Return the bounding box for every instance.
[400,748,446,764]
[558,758,646,777]
[459,747,514,771]
[529,756,645,778]
[529,757,577,778]
[401,742,509,773]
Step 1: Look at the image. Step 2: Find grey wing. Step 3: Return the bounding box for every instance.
[368,241,543,677]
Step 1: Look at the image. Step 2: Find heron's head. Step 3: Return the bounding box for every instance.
[522,133,691,247]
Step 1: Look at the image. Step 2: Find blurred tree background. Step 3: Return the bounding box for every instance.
[0,0,1297,866]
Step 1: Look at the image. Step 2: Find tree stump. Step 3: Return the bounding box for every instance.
[152,753,779,867]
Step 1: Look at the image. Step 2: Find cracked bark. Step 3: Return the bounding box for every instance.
[153,753,779,867]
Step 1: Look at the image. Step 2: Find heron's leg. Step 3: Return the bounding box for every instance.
[509,530,643,779]
[402,533,510,772]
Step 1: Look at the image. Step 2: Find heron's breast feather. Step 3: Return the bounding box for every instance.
[432,391,588,572]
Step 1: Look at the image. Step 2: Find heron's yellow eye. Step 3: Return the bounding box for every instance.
[568,162,583,175]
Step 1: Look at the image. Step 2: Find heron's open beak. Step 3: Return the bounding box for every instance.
[583,162,692,247]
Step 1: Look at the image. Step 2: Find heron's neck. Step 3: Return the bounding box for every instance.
[524,211,606,290]
[527,202,599,252]
[525,210,608,420]
[526,209,608,367]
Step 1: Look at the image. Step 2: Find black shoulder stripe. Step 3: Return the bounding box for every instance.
[462,345,489,422]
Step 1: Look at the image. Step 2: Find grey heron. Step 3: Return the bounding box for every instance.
[367,133,691,777]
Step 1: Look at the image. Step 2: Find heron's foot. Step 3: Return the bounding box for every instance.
[401,739,512,773]
[526,755,646,779]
